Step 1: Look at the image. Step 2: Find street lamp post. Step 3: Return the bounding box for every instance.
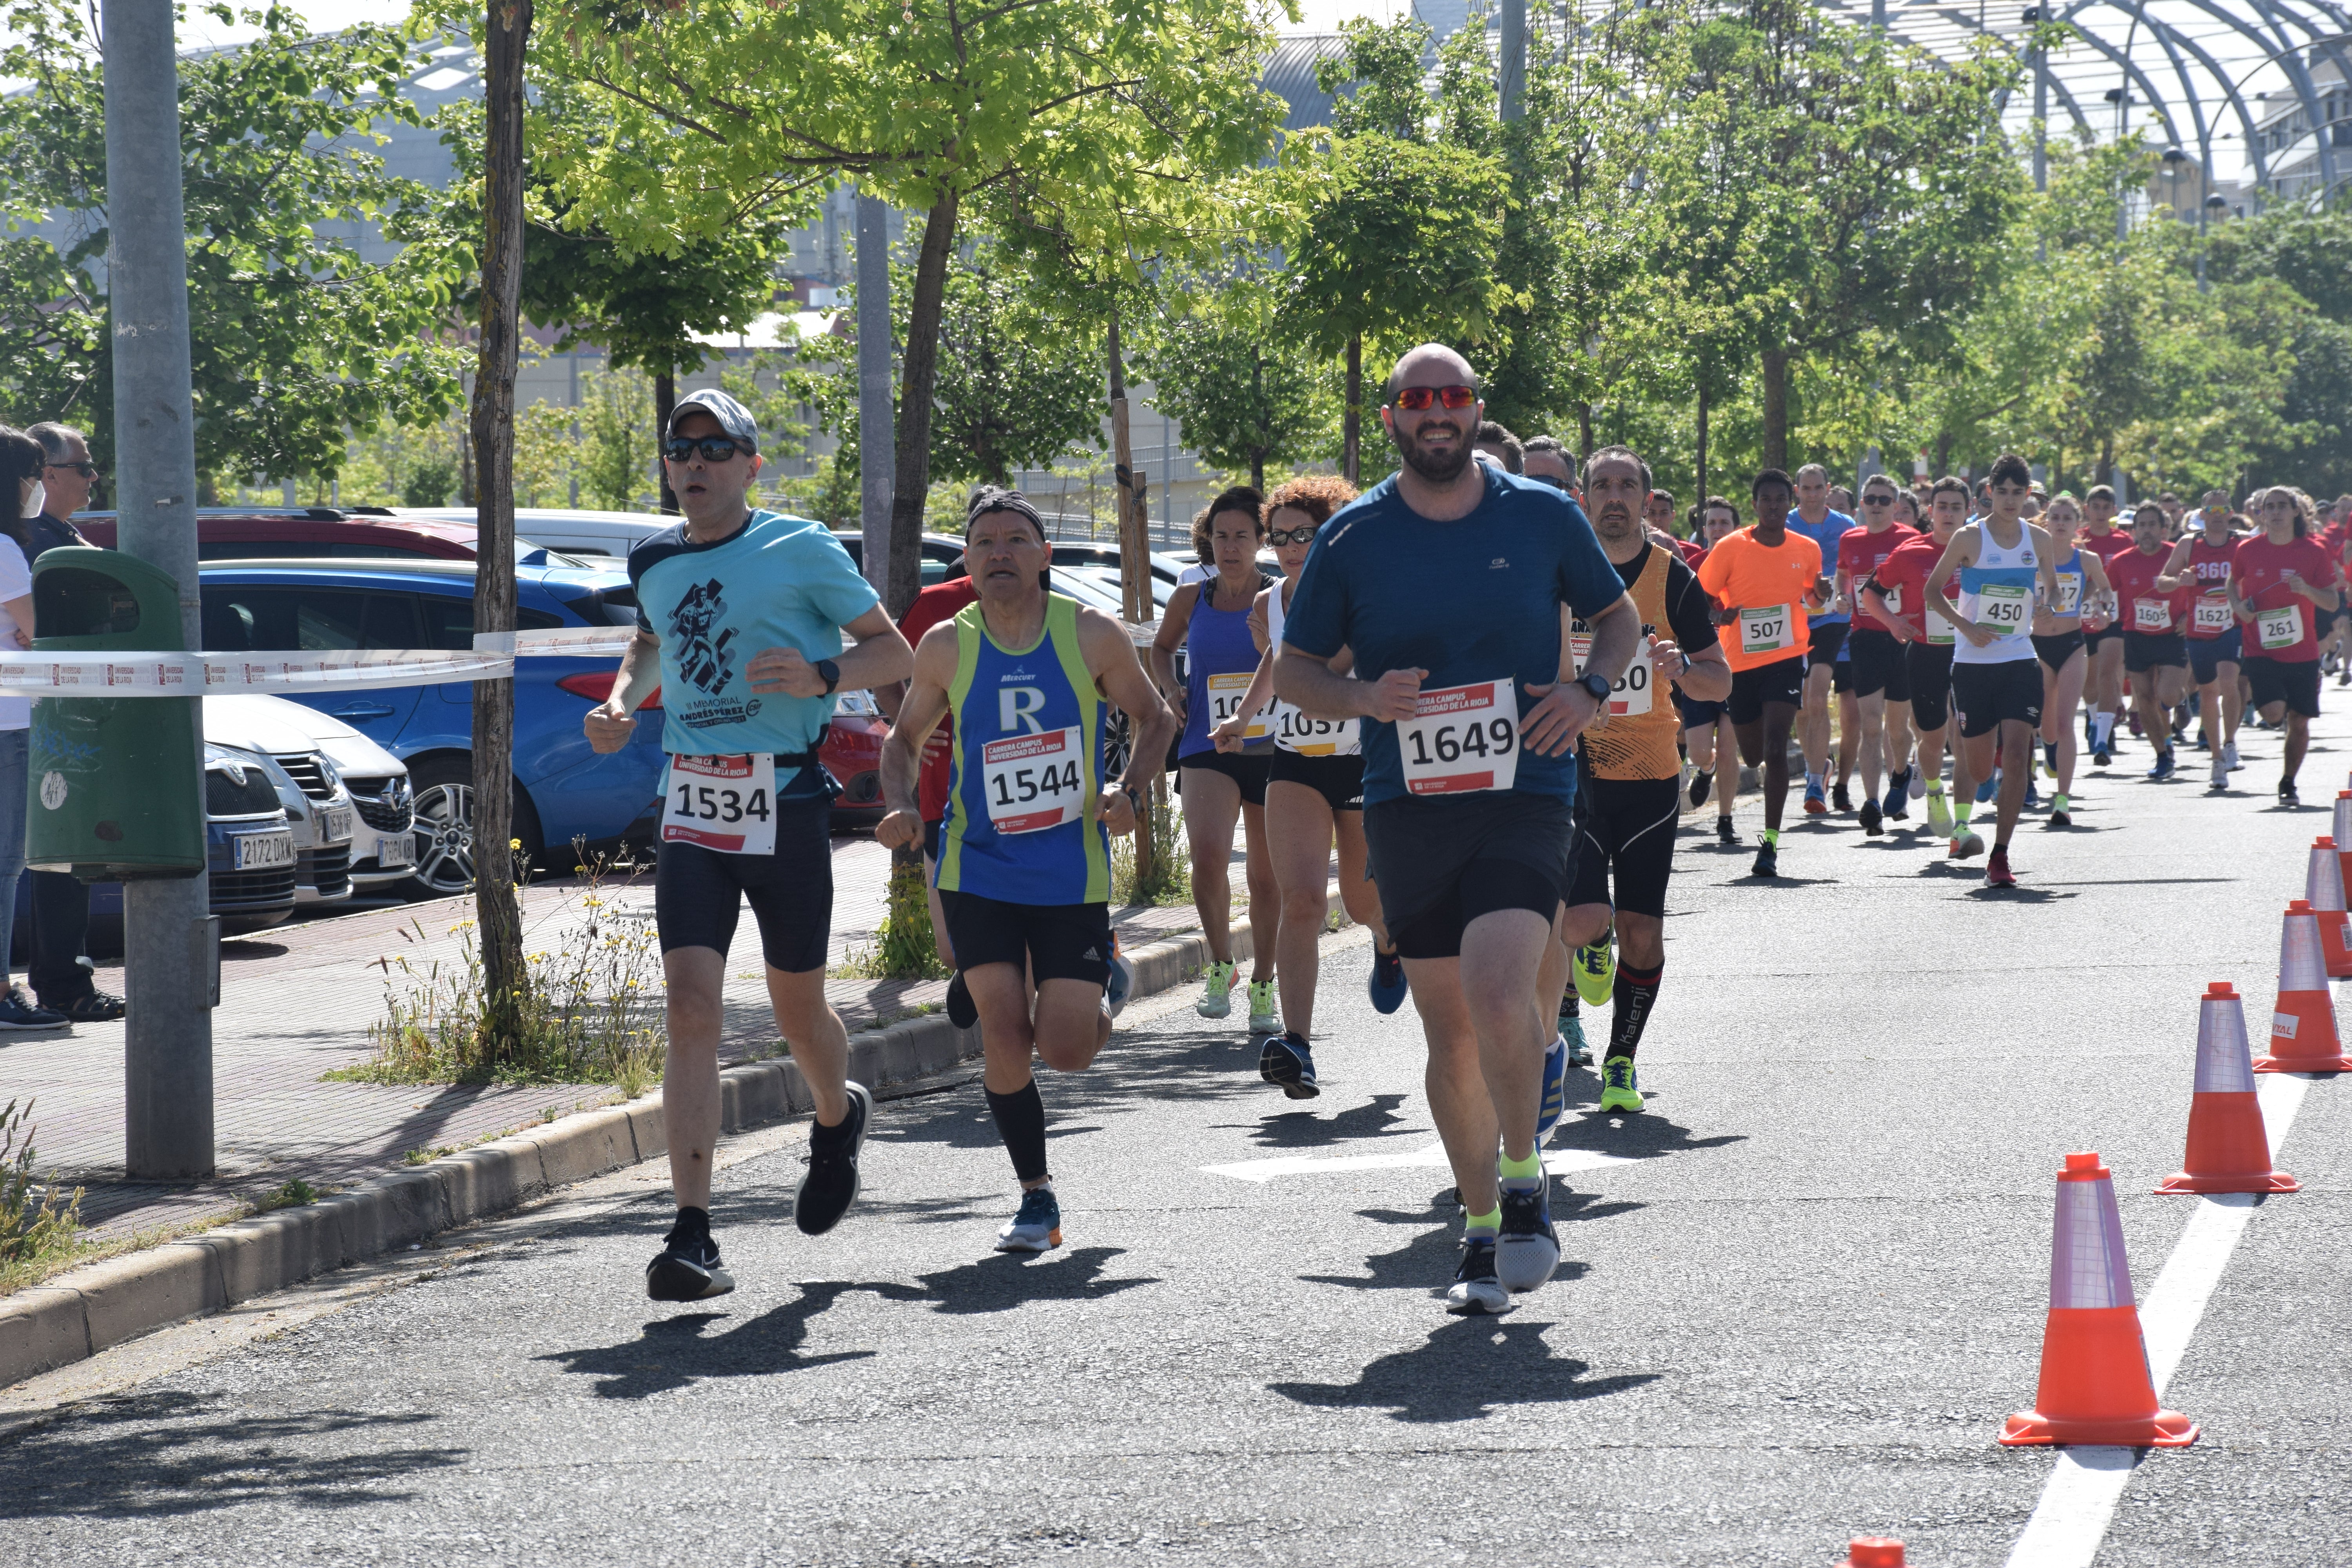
[101,0,213,1178]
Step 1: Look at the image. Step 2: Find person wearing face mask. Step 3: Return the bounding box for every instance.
[19,423,121,1023]
[0,429,65,1031]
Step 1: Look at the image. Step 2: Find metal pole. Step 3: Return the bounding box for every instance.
[103,0,212,1179]
[1500,0,1526,122]
[855,191,895,600]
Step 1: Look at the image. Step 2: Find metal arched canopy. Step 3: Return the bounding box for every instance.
[2058,0,2274,189]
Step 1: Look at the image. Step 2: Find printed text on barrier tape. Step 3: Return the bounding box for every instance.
[0,649,513,695]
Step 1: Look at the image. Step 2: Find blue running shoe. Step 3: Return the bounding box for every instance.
[1495,1181,1560,1293]
[1560,1012,1592,1067]
[1537,1034,1569,1141]
[1367,944,1409,1014]
[1975,776,1998,804]
[2148,750,2176,782]
[1259,1031,1319,1100]
[995,1185,1062,1252]
[1103,931,1134,1020]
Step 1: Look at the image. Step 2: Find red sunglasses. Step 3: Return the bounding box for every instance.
[1390,384,1478,412]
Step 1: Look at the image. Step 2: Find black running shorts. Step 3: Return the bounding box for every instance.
[1363,792,1574,960]
[938,890,1114,987]
[1565,775,1681,921]
[2032,630,2085,675]
[1179,748,1270,808]
[2187,625,2242,686]
[1906,642,1956,732]
[1727,656,1806,725]
[2243,655,2322,720]
[1674,691,1724,729]
[1950,657,2045,739]
[1267,750,1365,813]
[654,796,834,973]
[2123,630,2188,674]
[1807,621,1848,667]
[2084,622,2124,654]
[1846,627,1910,701]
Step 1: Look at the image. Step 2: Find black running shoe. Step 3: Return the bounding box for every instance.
[1717,816,1737,845]
[1688,768,1713,808]
[1831,782,1853,813]
[946,970,977,1029]
[1445,1237,1510,1315]
[795,1082,872,1236]
[1858,798,1883,837]
[1494,1184,1560,1293]
[1751,840,1778,878]
[2281,779,2301,808]
[647,1210,735,1301]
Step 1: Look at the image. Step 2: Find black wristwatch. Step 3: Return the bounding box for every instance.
[815,659,841,696]
[1575,671,1612,704]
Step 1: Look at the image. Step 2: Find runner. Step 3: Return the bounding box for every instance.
[1474,421,1524,474]
[1152,488,1282,1033]
[1860,477,1976,852]
[2076,485,2134,762]
[1557,445,1730,1119]
[2029,494,2114,828]
[1924,454,2062,888]
[2231,486,2339,807]
[2156,494,2246,791]
[877,488,1176,1252]
[1681,497,1744,844]
[1521,436,1575,493]
[2106,503,2194,781]
[584,388,916,1301]
[1206,474,1401,1099]
[1786,465,1855,815]
[1276,343,1638,1316]
[1835,473,1920,835]
[1696,468,1828,877]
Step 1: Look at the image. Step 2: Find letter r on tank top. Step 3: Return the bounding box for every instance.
[999,684,1047,735]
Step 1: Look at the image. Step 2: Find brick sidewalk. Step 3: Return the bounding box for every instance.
[5,831,1235,1245]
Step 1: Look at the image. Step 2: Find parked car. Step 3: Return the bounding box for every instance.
[205,695,413,894]
[395,507,665,561]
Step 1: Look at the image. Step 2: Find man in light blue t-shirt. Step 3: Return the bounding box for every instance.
[1787,463,1855,815]
[584,388,913,1304]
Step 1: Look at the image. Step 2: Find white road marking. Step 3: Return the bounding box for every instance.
[1202,1141,1640,1183]
[2004,1072,2312,1568]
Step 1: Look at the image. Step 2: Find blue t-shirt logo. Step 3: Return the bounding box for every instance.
[668,578,739,694]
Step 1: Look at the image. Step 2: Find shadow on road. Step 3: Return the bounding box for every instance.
[536,1290,878,1398]
[1268,1318,1660,1423]
[1223,1092,1419,1150]
[0,1391,463,1516]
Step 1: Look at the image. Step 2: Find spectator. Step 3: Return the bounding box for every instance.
[0,428,64,1029]
[22,421,123,1022]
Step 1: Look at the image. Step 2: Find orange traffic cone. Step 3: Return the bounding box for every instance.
[2256,900,2352,1072]
[2000,1151,2198,1448]
[2307,839,2352,977]
[2335,795,2352,904]
[1837,1541,1904,1568]
[2158,983,2299,1194]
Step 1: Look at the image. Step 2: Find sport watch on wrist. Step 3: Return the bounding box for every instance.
[1574,671,1612,705]
[816,659,841,695]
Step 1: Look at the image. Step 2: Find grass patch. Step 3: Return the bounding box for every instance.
[1112,780,1192,907]
[831,854,949,981]
[0,1098,83,1294]
[256,1177,319,1212]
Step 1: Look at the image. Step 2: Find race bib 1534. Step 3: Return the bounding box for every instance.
[662,753,776,855]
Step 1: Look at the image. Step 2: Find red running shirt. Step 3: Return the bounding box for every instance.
[2232,534,2335,662]
[898,576,981,820]
[1868,533,1957,642]
[1838,523,1919,633]
[2181,535,2239,640]
[2106,545,2192,636]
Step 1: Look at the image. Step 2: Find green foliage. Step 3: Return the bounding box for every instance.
[0,1098,81,1278]
[0,0,468,478]
[1138,275,1338,489]
[833,858,950,982]
[573,366,659,511]
[2206,203,2352,324]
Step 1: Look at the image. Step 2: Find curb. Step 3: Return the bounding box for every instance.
[1,920,1263,1390]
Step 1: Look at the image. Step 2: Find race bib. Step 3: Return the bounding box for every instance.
[1207,670,1270,742]
[1571,630,1654,717]
[2192,595,2233,635]
[662,753,776,855]
[2258,604,2304,652]
[1272,701,1358,757]
[1397,680,1519,796]
[2134,599,2174,632]
[2055,576,2083,615]
[982,725,1087,834]
[1976,583,2032,634]
[1882,584,1904,614]
[1738,604,1798,657]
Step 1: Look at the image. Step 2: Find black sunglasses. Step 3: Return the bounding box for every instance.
[664,436,743,463]
[44,460,96,479]
[1267,526,1318,546]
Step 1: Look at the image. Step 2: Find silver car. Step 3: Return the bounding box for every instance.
[202,697,359,906]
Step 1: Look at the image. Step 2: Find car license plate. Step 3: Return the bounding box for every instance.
[232,831,295,870]
[376,833,414,868]
[322,806,353,841]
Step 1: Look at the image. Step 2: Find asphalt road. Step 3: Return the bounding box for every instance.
[5,710,2351,1567]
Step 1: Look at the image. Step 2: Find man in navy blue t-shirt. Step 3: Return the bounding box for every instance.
[1276,343,1637,1316]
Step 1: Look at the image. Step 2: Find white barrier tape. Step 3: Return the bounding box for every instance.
[473,626,638,657]
[0,648,514,695]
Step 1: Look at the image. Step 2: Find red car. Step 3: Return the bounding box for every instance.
[73,508,484,561]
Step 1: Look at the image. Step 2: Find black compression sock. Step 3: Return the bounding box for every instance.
[1610,962,1663,1060]
[985,1080,1051,1184]
[1559,990,1579,1020]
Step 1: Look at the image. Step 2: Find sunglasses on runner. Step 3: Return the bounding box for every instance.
[1861,492,1895,506]
[1390,385,1478,412]
[663,436,742,463]
[44,460,96,479]
[1267,526,1318,546]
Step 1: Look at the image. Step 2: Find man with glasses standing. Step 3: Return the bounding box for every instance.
[22,423,123,1022]
[585,389,914,1301]
[1277,345,1637,1316]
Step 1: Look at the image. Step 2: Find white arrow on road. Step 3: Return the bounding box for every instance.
[1202,1141,1640,1184]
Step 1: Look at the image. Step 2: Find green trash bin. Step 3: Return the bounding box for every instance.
[25,547,205,880]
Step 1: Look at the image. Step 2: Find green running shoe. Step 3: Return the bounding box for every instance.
[1247,978,1279,1034]
[1925,786,1954,838]
[1196,960,1235,1019]
[1598,1055,1643,1114]
[1572,930,1616,1009]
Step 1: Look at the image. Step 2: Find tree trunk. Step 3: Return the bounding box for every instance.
[470,0,531,1062]
[1694,383,1710,517]
[653,368,678,514]
[1343,333,1361,486]
[1106,309,1157,893]
[1760,348,1790,472]
[1250,351,1265,494]
[1577,403,1593,471]
[1936,430,1955,480]
[884,191,960,618]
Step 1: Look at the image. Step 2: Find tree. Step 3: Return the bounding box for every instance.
[0,0,466,486]
[525,0,1281,613]
[1136,275,1336,491]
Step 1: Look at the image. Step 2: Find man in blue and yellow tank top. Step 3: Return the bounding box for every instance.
[877,488,1176,1256]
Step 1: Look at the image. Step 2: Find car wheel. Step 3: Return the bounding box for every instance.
[1102,706,1134,782]
[400,756,543,899]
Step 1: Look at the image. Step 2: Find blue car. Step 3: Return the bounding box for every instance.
[197,558,667,896]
